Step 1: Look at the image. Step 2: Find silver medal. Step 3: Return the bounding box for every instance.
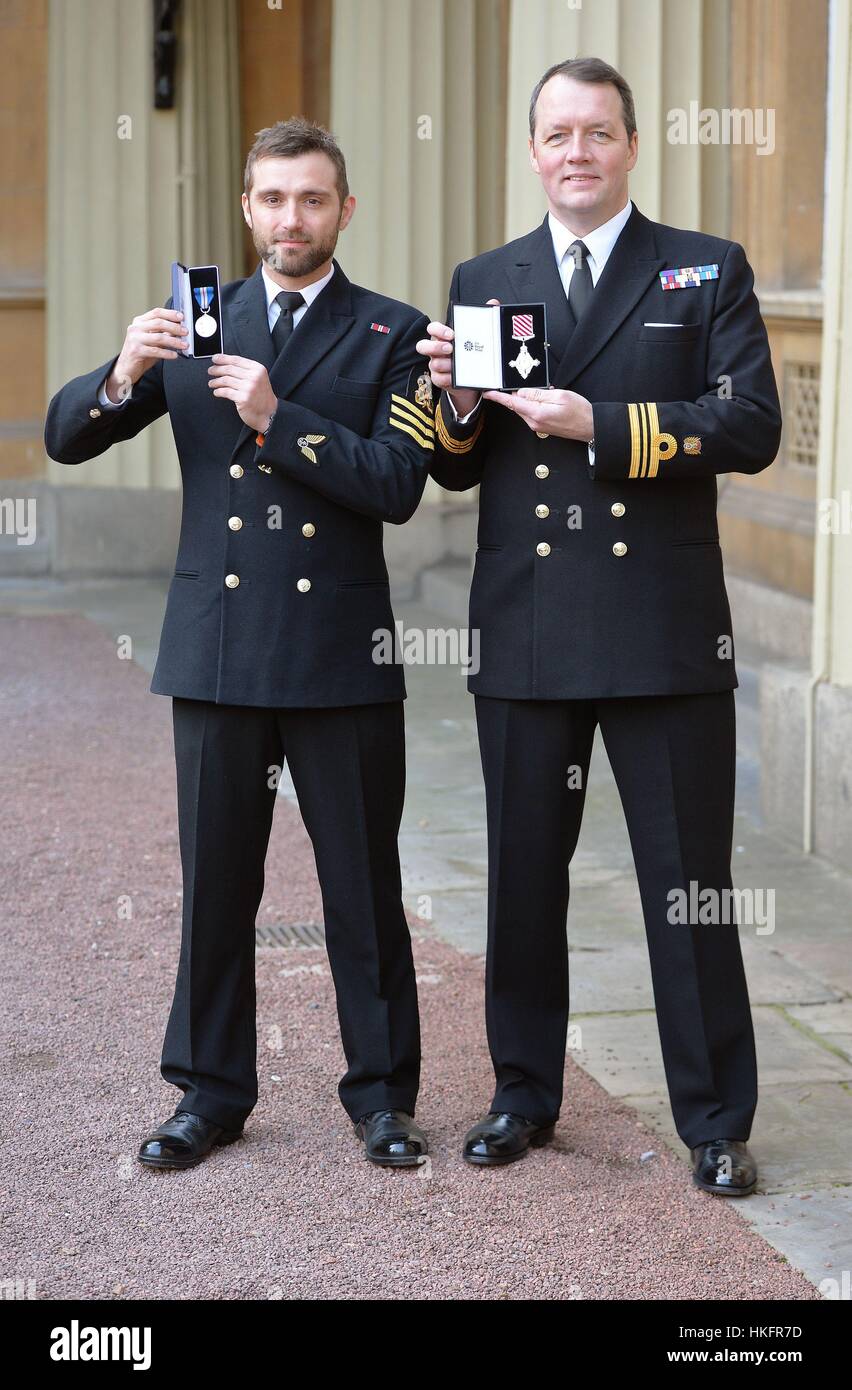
[508,312,540,381]
[193,285,217,339]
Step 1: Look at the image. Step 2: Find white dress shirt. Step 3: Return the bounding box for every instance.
[98,261,336,408]
[549,198,632,297]
[446,200,633,463]
[261,260,334,332]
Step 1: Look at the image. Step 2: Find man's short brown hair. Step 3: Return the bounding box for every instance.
[529,57,637,143]
[243,117,349,203]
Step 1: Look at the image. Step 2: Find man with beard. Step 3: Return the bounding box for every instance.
[45,119,435,1170]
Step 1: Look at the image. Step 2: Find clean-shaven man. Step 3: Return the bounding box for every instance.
[418,59,781,1193]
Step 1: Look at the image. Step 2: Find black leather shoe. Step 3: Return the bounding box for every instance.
[137,1109,244,1170]
[463,1111,556,1166]
[691,1138,757,1196]
[353,1109,427,1167]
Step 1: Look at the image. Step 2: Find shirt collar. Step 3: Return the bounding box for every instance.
[548,199,633,273]
[260,260,335,309]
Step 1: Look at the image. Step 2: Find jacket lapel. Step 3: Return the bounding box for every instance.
[550,204,667,388]
[227,258,356,458]
[228,263,276,372]
[503,219,574,373]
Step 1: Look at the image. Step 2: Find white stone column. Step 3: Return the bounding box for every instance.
[331,0,505,515]
[812,0,852,690]
[803,0,852,862]
[46,0,242,491]
[331,0,508,321]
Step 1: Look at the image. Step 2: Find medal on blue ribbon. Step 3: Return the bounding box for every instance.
[193,285,217,338]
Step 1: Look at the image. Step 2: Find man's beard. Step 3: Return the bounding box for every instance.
[252,225,338,278]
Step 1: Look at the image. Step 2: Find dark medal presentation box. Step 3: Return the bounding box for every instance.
[451,302,549,391]
[170,262,224,357]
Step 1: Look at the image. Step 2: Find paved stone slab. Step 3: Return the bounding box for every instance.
[399,830,488,896]
[571,1004,852,1104]
[785,1001,852,1064]
[738,1189,852,1294]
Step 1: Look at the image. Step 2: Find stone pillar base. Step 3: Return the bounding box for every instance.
[761,663,852,870]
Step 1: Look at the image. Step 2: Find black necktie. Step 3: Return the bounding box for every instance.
[271,290,305,356]
[567,240,593,325]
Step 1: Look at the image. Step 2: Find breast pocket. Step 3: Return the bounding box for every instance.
[638,323,702,345]
[331,374,383,400]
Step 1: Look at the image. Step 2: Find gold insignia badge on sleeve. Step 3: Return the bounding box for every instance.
[297,433,327,465]
[415,372,434,410]
[683,436,702,455]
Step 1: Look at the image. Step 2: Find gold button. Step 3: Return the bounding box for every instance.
[89,407,101,419]
[297,578,311,593]
[301,523,316,538]
[611,502,625,517]
[535,464,549,479]
[612,542,628,557]
[536,542,551,557]
[535,504,550,519]
[535,431,549,439]
[228,516,243,531]
[225,573,240,588]
[230,464,244,479]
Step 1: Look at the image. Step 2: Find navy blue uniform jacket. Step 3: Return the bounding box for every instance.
[431,205,783,699]
[44,261,435,706]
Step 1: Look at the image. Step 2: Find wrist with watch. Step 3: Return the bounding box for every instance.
[256,408,276,447]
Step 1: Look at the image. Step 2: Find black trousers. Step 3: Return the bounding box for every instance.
[474,690,758,1148]
[160,698,420,1131]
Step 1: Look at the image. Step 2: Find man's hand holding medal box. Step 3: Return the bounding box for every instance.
[170,262,224,357]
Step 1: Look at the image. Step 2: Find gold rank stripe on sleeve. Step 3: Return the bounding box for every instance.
[627,401,678,478]
[389,397,436,450]
[435,400,485,454]
[627,402,641,478]
[390,392,434,432]
[389,413,434,450]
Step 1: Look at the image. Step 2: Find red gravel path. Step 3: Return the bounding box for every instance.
[0,613,817,1300]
